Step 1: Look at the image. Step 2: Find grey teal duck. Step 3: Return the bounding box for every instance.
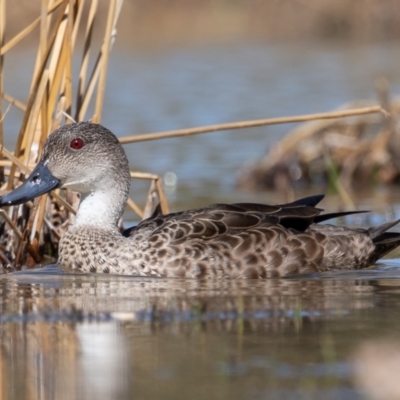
[1,122,400,278]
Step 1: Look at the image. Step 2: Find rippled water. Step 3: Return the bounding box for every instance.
[2,262,400,400]
[3,41,400,399]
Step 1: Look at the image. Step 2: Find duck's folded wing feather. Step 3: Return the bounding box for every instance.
[124,197,367,245]
[129,205,323,242]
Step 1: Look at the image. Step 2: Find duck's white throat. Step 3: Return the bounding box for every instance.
[73,189,125,228]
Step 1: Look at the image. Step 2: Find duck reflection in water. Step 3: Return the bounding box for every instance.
[0,274,396,400]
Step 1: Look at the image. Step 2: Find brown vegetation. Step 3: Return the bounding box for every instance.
[6,0,400,48]
[236,84,400,198]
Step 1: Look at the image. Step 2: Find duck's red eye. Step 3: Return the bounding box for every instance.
[70,138,84,150]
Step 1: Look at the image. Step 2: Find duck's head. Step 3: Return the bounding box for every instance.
[0,122,131,207]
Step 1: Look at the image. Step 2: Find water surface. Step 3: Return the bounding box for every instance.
[2,263,400,399]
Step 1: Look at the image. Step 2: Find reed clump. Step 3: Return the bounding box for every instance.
[0,0,169,272]
[236,88,400,196]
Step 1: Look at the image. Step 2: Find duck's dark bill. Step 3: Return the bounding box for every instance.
[0,161,60,206]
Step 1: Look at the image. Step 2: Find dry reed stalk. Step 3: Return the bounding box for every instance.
[23,69,50,165]
[126,198,143,219]
[61,1,77,118]
[2,93,26,111]
[0,160,30,169]
[26,194,49,266]
[0,0,5,185]
[40,1,49,57]
[142,179,157,219]
[46,5,70,124]
[71,0,85,45]
[0,210,23,239]
[30,195,48,243]
[77,0,123,122]
[118,106,385,144]
[128,171,169,215]
[0,145,30,172]
[130,171,160,180]
[92,0,117,123]
[75,0,97,118]
[16,198,42,265]
[39,78,49,155]
[32,0,51,93]
[0,247,11,265]
[137,176,170,218]
[52,95,66,130]
[155,177,169,214]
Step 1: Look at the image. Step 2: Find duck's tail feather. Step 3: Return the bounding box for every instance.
[369,219,400,261]
[369,219,400,239]
[313,210,368,224]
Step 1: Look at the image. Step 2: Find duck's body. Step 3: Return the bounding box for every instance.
[1,122,400,278]
[59,201,400,278]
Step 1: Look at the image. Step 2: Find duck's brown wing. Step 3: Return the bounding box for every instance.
[125,196,400,278]
[126,194,367,243]
[122,195,326,238]
[122,195,365,239]
[122,194,324,233]
[133,200,325,242]
[136,198,369,240]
